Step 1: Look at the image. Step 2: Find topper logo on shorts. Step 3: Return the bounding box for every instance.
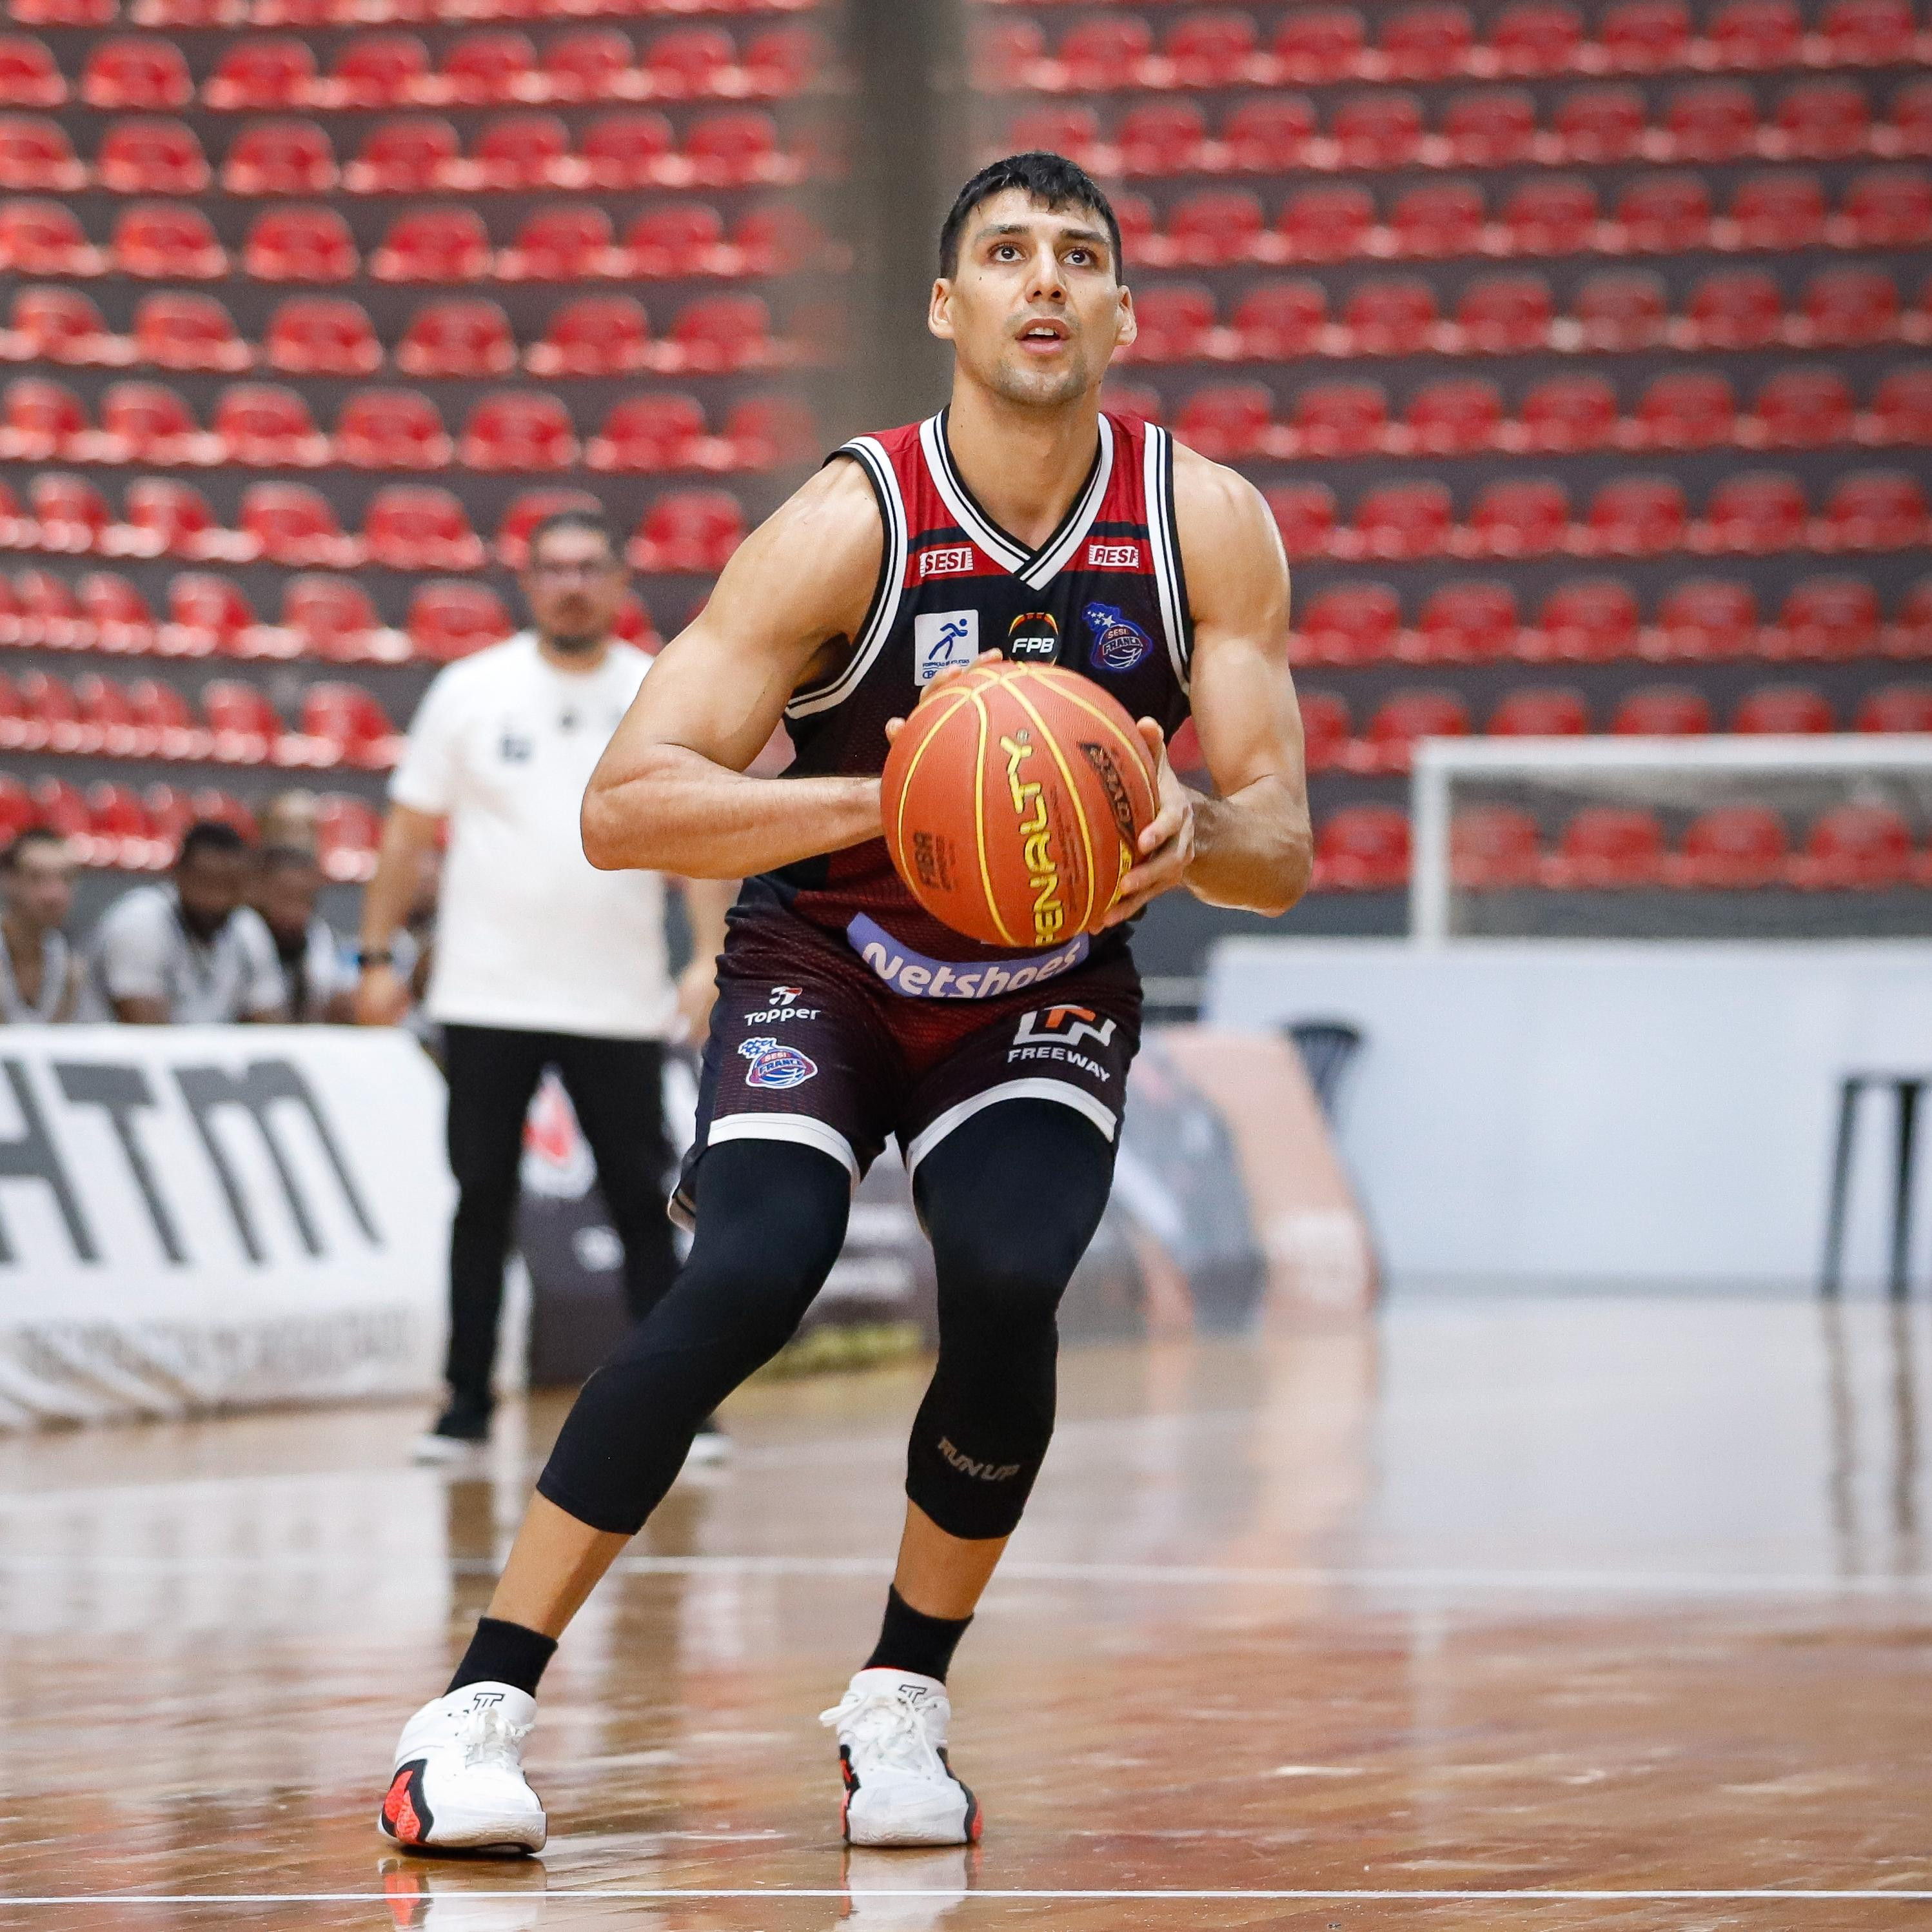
[1000,729,1065,946]
[738,1036,818,1089]
[914,609,979,686]
[1083,600,1154,674]
[746,984,820,1023]
[1009,1004,1118,1079]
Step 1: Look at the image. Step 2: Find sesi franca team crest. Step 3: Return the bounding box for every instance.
[1083,600,1153,673]
[738,1036,818,1089]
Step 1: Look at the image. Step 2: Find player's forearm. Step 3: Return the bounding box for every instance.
[360,806,437,949]
[1184,778,1313,917]
[583,744,882,878]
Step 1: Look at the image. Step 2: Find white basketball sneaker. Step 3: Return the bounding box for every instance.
[379,1682,547,1856]
[820,1668,981,1848]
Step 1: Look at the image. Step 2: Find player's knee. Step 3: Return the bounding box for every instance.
[905,1409,1050,1539]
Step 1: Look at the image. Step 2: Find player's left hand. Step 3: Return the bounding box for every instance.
[1102,719,1196,929]
[673,956,720,1044]
[883,651,1004,745]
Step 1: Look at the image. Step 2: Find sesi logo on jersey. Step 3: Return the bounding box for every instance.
[738,1036,818,1089]
[1083,601,1154,673]
[1085,540,1143,569]
[919,545,976,578]
[914,610,980,686]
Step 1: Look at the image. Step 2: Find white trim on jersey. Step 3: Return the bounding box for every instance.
[903,1076,1119,1177]
[787,435,909,721]
[920,413,1116,591]
[1142,424,1192,695]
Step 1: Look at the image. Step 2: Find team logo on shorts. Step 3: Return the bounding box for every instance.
[738,1035,818,1089]
[1083,601,1153,674]
[1009,1004,1118,1078]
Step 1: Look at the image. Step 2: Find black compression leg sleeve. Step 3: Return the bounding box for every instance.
[904,1100,1117,1541]
[535,1138,851,1535]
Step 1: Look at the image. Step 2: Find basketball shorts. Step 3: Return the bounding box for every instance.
[672,905,1141,1226]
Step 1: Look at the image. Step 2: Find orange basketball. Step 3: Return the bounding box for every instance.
[882,662,1160,950]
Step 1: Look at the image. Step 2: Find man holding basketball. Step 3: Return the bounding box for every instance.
[380,151,1312,1857]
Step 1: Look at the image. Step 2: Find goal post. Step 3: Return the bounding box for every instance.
[1410,734,1932,944]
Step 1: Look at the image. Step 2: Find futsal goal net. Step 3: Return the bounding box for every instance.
[1410,736,1932,942]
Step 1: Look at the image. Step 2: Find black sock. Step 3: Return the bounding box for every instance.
[863,1585,972,1684]
[448,1616,557,1699]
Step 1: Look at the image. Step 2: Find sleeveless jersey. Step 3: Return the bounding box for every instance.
[745,408,1193,998]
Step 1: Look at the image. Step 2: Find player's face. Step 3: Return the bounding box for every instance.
[252,860,321,945]
[2,840,74,932]
[175,849,248,938]
[932,191,1136,409]
[522,527,628,655]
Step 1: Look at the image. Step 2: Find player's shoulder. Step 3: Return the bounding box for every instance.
[719,448,882,611]
[1170,442,1283,577]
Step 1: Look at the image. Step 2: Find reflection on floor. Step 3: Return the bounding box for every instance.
[2,1297,1931,1929]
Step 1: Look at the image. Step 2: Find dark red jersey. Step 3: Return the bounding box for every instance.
[744,408,1194,1003]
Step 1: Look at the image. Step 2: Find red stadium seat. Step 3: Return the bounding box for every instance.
[1457,273,1553,351]
[589,394,707,473]
[437,30,535,106]
[1613,685,1713,733]
[1316,807,1411,891]
[241,482,356,566]
[1537,578,1640,658]
[1735,683,1835,732]
[1169,189,1265,264]
[733,205,825,277]
[458,391,578,471]
[1519,373,1619,450]
[1555,86,1645,162]
[1800,267,1899,345]
[1452,806,1543,889]
[1334,90,1423,169]
[212,383,327,467]
[1889,79,1932,155]
[499,205,618,281]
[1777,575,1881,656]
[1842,169,1932,246]
[723,394,817,469]
[671,295,771,371]
[1708,0,1803,67]
[1615,172,1712,251]
[742,23,827,97]
[1676,807,1788,887]
[1363,689,1471,770]
[1470,478,1572,555]
[1275,8,1366,83]
[1233,279,1328,357]
[1416,581,1519,661]
[972,20,1043,91]
[1290,382,1385,460]
[282,575,390,662]
[541,28,636,104]
[1279,183,1374,261]
[1175,383,1273,458]
[1490,687,1588,735]
[495,488,602,568]
[1223,97,1316,171]
[580,111,675,189]
[0,38,66,108]
[95,380,211,464]
[529,295,651,377]
[1165,11,1258,86]
[1118,102,1206,176]
[1343,278,1438,355]
[315,793,382,880]
[1390,180,1485,257]
[202,678,281,762]
[1687,269,1784,348]
[362,486,481,571]
[1264,482,1337,559]
[1406,379,1503,454]
[1297,691,1352,771]
[1355,480,1455,556]
[1823,470,1927,547]
[1637,371,1737,449]
[624,201,725,277]
[328,34,431,109]
[1857,684,1932,731]
[264,297,379,375]
[1730,170,1826,248]
[0,376,84,460]
[1492,1,1583,72]
[1750,367,1855,446]
[1700,471,1809,551]
[344,116,458,194]
[1501,175,1597,253]
[1822,0,1917,60]
[1666,81,1759,161]
[206,38,315,111]
[631,489,745,572]
[10,288,120,366]
[684,110,783,186]
[116,477,220,559]
[1057,17,1152,90]
[1870,366,1932,443]
[298,682,395,767]
[115,202,224,279]
[1444,88,1537,164]
[79,571,155,653]
[397,299,514,378]
[1553,808,1664,887]
[244,206,356,282]
[642,26,733,97]
[97,117,206,195]
[1775,79,1871,158]
[1130,285,1216,362]
[82,38,191,110]
[467,113,571,192]
[14,567,81,641]
[0,115,82,192]
[222,119,335,197]
[1799,804,1914,888]
[161,574,254,657]
[371,207,489,282]
[1657,578,1759,656]
[1379,2,1475,79]
[335,388,449,469]
[1301,584,1401,662]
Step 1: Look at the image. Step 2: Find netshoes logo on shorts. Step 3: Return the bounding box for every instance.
[1000,728,1065,947]
[844,913,1089,1000]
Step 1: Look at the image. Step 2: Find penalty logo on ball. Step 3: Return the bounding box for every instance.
[738,1036,819,1089]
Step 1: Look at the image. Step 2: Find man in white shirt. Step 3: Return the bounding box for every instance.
[253,843,357,1023]
[0,828,82,1023]
[357,509,734,1459]
[88,821,288,1025]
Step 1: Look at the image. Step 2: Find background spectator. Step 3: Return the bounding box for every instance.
[0,829,81,1023]
[258,789,322,854]
[84,822,287,1025]
[253,844,357,1024]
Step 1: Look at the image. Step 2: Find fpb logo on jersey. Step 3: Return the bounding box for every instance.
[1083,601,1153,674]
[738,1036,818,1089]
[914,609,980,686]
[1006,610,1060,663]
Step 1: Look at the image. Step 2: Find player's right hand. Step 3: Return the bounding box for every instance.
[884,650,1003,744]
[355,961,409,1028]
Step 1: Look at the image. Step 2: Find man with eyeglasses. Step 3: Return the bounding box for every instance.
[357,509,736,1463]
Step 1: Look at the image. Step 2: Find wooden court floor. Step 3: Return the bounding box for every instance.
[2,1296,1931,1931]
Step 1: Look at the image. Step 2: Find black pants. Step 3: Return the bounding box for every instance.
[442,1023,677,1410]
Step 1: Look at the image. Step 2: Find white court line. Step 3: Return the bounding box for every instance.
[8,1889,1932,1904]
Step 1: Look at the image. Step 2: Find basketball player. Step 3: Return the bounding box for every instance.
[380,151,1312,1856]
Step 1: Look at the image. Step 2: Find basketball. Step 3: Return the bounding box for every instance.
[881,662,1161,949]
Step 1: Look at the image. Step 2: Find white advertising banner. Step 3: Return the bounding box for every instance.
[0,1025,451,1426]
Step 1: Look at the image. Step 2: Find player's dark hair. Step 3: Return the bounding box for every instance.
[938,152,1123,280]
[0,825,64,871]
[177,819,249,869]
[527,508,622,567]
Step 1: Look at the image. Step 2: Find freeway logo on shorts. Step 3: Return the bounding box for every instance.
[738,1036,818,1089]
